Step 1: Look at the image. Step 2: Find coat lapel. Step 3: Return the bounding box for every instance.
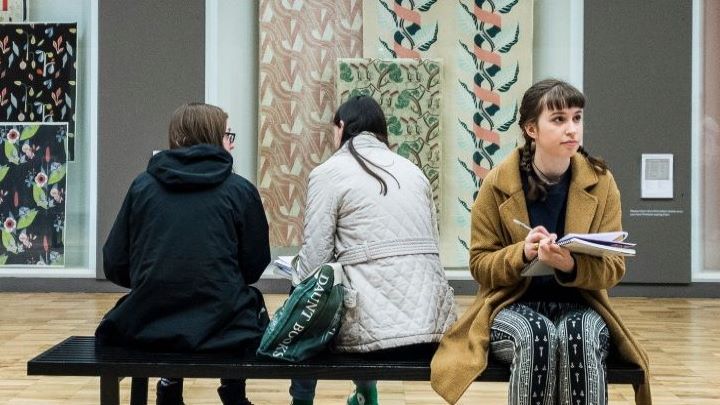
[494,150,529,245]
[493,150,601,239]
[564,154,599,234]
[499,192,529,245]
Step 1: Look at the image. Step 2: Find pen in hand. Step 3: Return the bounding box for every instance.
[514,219,540,251]
[514,219,557,248]
[513,219,533,232]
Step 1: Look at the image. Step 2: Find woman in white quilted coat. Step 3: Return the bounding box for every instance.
[288,96,457,405]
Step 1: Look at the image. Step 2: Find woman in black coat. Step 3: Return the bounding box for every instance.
[96,103,270,405]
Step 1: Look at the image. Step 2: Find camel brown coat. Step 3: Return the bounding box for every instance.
[430,149,651,404]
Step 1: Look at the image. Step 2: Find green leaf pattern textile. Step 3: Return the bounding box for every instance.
[336,58,442,214]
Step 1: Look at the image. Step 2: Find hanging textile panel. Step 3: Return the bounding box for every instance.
[0,0,28,22]
[363,0,533,267]
[0,23,77,160]
[257,0,362,247]
[336,58,442,212]
[0,123,67,267]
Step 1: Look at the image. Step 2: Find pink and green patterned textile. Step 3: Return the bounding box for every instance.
[363,0,533,267]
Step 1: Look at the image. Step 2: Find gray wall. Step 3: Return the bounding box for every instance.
[97,0,205,277]
[584,0,692,283]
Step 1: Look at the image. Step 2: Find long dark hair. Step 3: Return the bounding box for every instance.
[334,95,399,195]
[518,79,608,201]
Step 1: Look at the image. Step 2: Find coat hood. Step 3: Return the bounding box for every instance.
[147,144,232,190]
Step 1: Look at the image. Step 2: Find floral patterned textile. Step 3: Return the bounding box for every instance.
[336,58,442,212]
[0,123,66,266]
[0,23,77,160]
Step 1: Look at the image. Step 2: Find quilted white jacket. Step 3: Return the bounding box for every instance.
[295,132,457,352]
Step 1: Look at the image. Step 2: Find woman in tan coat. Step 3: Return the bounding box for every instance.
[430,79,650,405]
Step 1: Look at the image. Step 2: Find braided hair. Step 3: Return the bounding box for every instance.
[518,79,608,202]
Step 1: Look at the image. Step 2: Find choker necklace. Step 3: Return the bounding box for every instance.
[532,160,565,185]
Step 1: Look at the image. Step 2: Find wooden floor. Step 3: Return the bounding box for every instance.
[1,293,719,404]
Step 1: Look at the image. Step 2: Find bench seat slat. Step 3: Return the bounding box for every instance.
[27,336,643,385]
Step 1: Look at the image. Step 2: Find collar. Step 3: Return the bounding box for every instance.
[493,148,599,195]
[496,148,601,242]
[338,132,388,152]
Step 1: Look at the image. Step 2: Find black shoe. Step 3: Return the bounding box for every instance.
[217,381,252,405]
[156,378,185,405]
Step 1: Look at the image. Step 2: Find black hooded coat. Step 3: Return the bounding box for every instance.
[96,144,270,352]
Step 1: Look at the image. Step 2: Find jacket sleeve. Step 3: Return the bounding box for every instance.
[558,174,626,290]
[469,177,526,290]
[295,168,338,281]
[103,189,133,288]
[238,183,271,285]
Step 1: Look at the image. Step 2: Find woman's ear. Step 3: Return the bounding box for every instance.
[333,121,344,149]
[524,123,537,140]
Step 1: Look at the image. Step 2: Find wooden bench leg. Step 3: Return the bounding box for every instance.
[131,377,149,405]
[100,375,120,405]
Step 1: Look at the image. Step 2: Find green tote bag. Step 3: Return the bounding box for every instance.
[257,263,344,362]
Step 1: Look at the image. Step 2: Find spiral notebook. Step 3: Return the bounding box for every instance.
[521,231,636,277]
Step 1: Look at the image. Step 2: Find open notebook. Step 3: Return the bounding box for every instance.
[270,255,307,286]
[521,231,636,277]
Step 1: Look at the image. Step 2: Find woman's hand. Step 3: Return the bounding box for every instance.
[537,239,576,273]
[523,225,551,262]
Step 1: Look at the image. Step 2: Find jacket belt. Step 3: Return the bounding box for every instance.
[335,237,439,265]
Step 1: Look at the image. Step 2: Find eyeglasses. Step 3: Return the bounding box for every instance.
[224,131,236,143]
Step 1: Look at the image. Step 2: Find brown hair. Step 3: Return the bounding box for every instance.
[168,103,228,149]
[518,79,608,201]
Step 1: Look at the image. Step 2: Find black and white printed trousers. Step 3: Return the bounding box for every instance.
[490,301,610,405]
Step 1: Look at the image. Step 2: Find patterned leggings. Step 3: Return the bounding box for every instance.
[490,302,610,405]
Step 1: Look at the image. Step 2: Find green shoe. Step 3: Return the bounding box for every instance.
[346,385,378,405]
[290,400,313,405]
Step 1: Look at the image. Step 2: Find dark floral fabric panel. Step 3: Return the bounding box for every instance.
[0,123,66,266]
[0,23,77,160]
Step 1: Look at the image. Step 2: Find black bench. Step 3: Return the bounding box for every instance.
[27,336,644,404]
